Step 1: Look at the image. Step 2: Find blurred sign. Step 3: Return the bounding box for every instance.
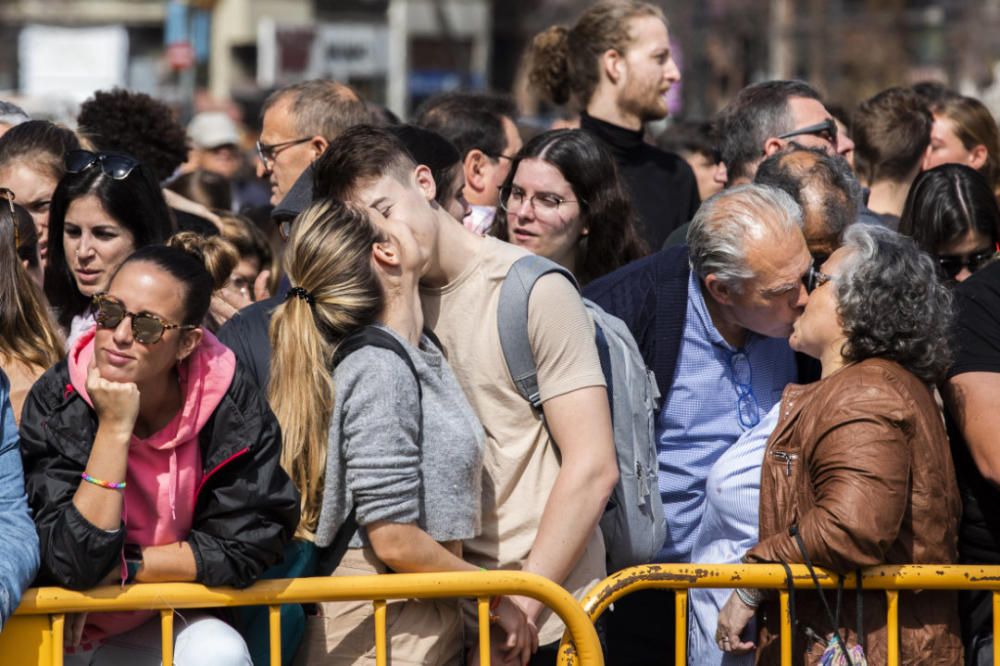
[19,25,128,103]
[258,20,389,87]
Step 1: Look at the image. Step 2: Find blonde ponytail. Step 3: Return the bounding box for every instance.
[268,199,384,539]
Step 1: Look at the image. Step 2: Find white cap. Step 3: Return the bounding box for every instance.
[187,111,240,149]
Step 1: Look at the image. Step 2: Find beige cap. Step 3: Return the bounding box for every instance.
[187,111,240,149]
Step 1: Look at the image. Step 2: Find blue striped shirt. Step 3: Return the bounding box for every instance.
[655,270,796,563]
[687,402,780,664]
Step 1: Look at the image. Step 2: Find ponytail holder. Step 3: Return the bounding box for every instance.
[286,286,315,306]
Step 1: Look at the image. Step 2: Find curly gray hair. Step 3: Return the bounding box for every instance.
[687,183,803,293]
[835,223,954,383]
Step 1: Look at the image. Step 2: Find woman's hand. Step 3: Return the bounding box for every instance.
[492,596,539,665]
[86,362,139,435]
[716,591,757,655]
[65,612,88,648]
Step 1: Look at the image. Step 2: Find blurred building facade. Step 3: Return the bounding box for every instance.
[1,0,999,124]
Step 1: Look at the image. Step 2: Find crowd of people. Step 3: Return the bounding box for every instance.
[2,0,1000,664]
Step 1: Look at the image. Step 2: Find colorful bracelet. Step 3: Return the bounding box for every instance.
[81,472,126,490]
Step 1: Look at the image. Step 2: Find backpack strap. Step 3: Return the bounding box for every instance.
[317,325,423,575]
[497,254,579,409]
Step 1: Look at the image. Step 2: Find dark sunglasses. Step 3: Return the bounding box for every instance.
[777,118,838,146]
[94,293,196,344]
[65,150,140,180]
[0,187,17,249]
[937,249,996,279]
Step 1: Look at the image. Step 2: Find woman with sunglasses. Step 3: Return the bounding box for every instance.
[898,164,1000,283]
[490,129,646,286]
[0,190,62,423]
[715,224,961,664]
[45,150,174,347]
[19,243,299,664]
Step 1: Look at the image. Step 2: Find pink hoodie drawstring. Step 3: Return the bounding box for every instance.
[168,449,178,521]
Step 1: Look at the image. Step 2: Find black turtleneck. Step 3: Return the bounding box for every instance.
[581,112,700,251]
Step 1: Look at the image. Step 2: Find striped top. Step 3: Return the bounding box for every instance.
[687,402,781,665]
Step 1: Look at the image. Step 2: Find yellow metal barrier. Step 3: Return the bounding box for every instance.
[1,571,603,666]
[556,563,1000,666]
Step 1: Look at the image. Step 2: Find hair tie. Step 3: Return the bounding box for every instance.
[286,286,315,306]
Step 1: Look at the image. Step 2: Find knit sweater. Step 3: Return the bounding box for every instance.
[314,325,484,548]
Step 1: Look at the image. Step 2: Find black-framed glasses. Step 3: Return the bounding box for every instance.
[498,185,586,218]
[777,118,838,146]
[937,249,995,279]
[93,293,196,344]
[256,137,311,168]
[802,265,836,294]
[65,150,140,180]
[0,187,17,249]
[729,350,760,429]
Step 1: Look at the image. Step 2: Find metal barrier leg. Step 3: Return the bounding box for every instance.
[993,592,1000,666]
[374,599,388,666]
[52,614,65,666]
[886,590,899,666]
[160,609,174,666]
[477,597,492,666]
[268,605,282,666]
[779,591,792,666]
[674,590,687,666]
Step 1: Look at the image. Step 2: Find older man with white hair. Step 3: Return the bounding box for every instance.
[583,183,812,663]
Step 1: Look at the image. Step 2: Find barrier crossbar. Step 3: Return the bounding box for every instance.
[3,571,603,666]
[556,563,1000,666]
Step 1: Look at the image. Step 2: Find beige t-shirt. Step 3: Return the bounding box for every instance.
[421,236,608,644]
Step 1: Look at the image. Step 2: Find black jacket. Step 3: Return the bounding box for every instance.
[19,360,300,590]
[217,296,280,390]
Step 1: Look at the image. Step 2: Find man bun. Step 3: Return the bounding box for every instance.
[528,25,572,106]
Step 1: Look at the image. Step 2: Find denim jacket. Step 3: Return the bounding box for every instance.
[0,369,40,628]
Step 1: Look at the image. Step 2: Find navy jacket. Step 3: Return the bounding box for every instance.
[584,244,690,408]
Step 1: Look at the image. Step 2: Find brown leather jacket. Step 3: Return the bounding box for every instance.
[748,358,962,665]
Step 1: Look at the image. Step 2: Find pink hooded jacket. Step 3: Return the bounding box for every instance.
[66,326,236,644]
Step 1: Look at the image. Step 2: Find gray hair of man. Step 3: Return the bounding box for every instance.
[834,223,953,384]
[687,183,804,293]
[260,79,371,142]
[0,100,29,128]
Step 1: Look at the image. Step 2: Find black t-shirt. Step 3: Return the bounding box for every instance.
[945,260,1000,639]
[580,113,700,251]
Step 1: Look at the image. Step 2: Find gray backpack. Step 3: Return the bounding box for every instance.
[498,254,665,571]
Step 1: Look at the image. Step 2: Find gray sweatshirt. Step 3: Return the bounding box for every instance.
[314,325,484,549]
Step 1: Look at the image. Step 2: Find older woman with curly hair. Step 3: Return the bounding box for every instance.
[715,224,963,665]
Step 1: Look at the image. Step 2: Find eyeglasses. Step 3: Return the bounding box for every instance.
[729,351,760,429]
[499,186,585,219]
[256,137,311,169]
[802,265,836,294]
[65,150,140,180]
[490,154,516,162]
[0,187,17,249]
[93,293,196,344]
[937,249,995,280]
[777,118,838,147]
